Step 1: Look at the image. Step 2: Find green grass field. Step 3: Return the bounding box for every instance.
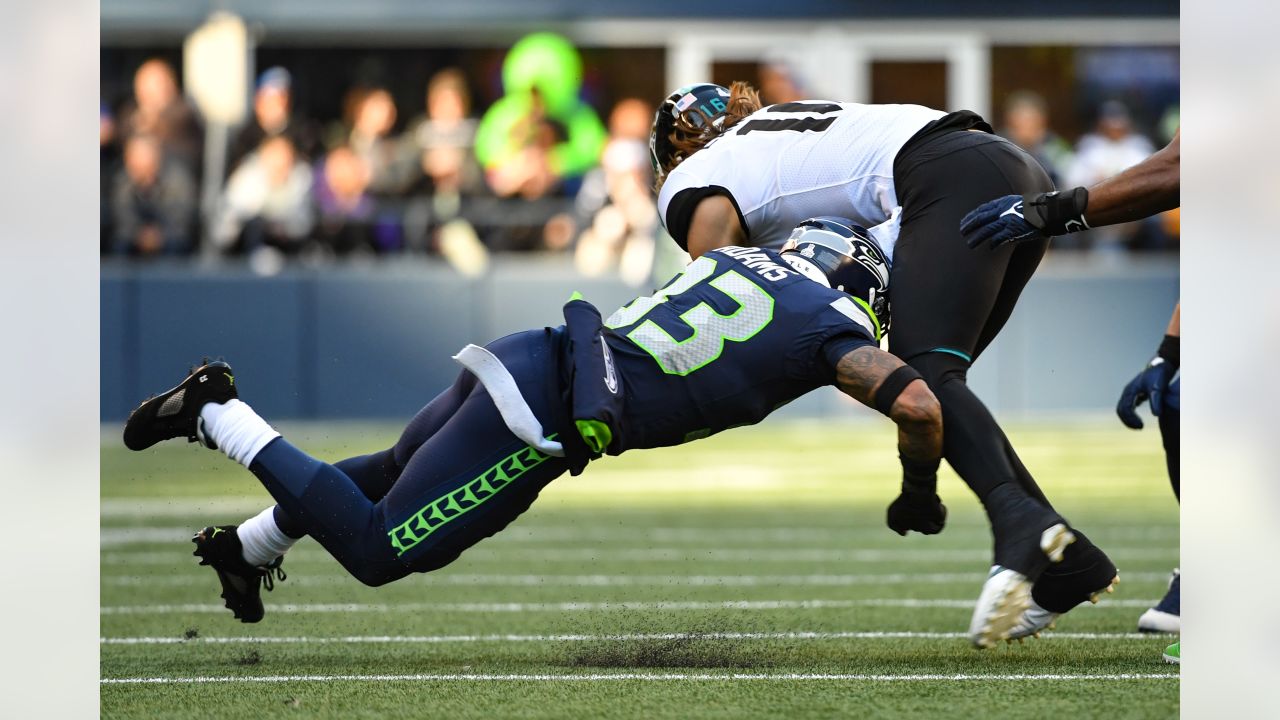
[101,419,1179,719]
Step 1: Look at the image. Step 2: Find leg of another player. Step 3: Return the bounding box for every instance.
[1139,376,1180,634]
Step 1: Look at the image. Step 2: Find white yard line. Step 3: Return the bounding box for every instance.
[101,672,1178,685]
[101,571,1169,587]
[99,546,1179,565]
[99,525,1179,547]
[101,630,1158,646]
[101,597,1159,614]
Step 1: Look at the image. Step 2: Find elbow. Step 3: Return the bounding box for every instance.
[890,381,941,434]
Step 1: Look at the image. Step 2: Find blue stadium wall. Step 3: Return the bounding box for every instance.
[100,259,1177,422]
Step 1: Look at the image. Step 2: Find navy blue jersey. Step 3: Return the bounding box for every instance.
[602,246,879,451]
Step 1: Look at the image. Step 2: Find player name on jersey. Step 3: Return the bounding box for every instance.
[714,246,800,282]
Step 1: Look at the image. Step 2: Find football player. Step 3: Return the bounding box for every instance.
[961,130,1180,662]
[124,218,948,625]
[650,82,1116,647]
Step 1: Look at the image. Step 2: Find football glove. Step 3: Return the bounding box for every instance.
[960,187,1090,250]
[886,491,947,536]
[1116,335,1179,430]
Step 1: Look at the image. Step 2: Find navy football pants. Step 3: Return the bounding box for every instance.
[251,330,571,586]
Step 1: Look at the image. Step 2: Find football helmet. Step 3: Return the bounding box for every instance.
[649,83,731,180]
[780,216,892,335]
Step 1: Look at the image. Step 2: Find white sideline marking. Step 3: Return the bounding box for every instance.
[101,630,1155,646]
[99,546,1179,566]
[101,598,1159,615]
[101,571,1169,588]
[101,672,1178,685]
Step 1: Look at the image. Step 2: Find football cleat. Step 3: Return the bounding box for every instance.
[192,525,285,624]
[1006,530,1119,640]
[970,565,1034,648]
[124,359,237,451]
[1008,575,1120,641]
[969,518,1076,649]
[1138,569,1180,633]
[1163,641,1180,665]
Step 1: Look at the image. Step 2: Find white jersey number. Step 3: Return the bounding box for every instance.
[605,256,775,376]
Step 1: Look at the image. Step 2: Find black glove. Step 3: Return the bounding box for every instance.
[887,455,946,535]
[1117,335,1179,430]
[886,490,947,536]
[960,187,1090,249]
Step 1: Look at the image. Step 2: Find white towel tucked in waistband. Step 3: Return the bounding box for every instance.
[452,344,565,457]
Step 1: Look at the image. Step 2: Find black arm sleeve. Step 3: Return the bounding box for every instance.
[664,185,749,251]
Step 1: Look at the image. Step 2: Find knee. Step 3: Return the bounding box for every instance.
[346,559,405,588]
[907,351,969,387]
[339,541,410,587]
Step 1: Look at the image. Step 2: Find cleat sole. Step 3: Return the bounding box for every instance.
[970,568,1033,649]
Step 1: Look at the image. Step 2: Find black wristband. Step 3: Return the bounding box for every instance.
[900,455,941,495]
[1023,187,1090,236]
[1158,334,1180,370]
[873,365,924,416]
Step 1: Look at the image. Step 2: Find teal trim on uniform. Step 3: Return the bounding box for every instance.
[929,347,973,362]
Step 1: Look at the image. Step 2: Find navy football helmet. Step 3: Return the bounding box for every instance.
[649,83,731,180]
[780,216,892,336]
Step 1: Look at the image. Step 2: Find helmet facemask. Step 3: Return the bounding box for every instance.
[781,217,893,337]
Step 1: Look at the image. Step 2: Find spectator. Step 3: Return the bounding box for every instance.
[999,91,1074,186]
[314,146,378,255]
[347,87,417,197]
[212,135,315,255]
[474,33,607,186]
[1066,100,1155,189]
[481,92,574,252]
[227,67,320,174]
[759,58,808,105]
[402,68,488,268]
[573,98,659,286]
[101,101,121,253]
[118,58,202,172]
[1065,101,1161,251]
[109,134,197,257]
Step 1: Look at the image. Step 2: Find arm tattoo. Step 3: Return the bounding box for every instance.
[834,345,902,406]
[835,345,943,474]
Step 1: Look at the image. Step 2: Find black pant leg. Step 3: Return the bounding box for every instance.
[890,132,1056,508]
[1159,378,1180,501]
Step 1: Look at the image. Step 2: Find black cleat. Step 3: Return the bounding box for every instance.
[191,525,285,624]
[1031,529,1118,613]
[123,359,237,451]
[1004,530,1120,641]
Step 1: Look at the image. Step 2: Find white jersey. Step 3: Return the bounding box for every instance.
[657,101,948,260]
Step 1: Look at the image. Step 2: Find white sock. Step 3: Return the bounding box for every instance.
[237,506,298,567]
[199,399,280,467]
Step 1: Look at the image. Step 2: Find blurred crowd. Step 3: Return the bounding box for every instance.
[998,90,1180,252]
[101,35,662,282]
[100,49,1177,276]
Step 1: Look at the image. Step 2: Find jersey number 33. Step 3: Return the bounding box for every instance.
[605,256,775,375]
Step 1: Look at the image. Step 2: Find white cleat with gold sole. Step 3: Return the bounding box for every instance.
[969,523,1076,649]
